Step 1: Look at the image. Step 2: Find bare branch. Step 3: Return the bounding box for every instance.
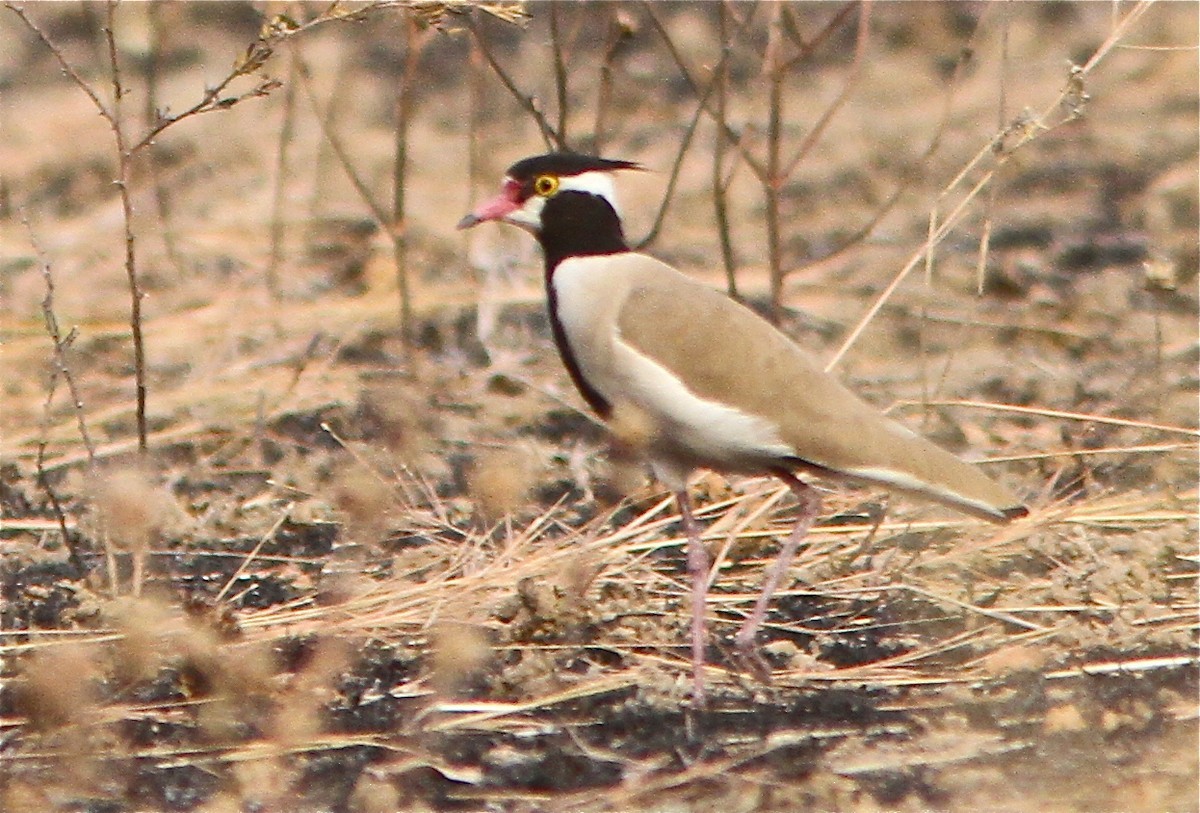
[103,0,149,454]
[791,5,990,279]
[634,49,725,250]
[763,4,786,321]
[142,0,187,276]
[642,1,768,183]
[126,5,392,154]
[778,1,858,74]
[469,12,562,150]
[549,0,570,148]
[712,1,739,299]
[779,1,871,180]
[295,53,392,229]
[23,214,92,575]
[394,14,433,351]
[5,2,114,125]
[592,7,634,155]
[267,48,299,302]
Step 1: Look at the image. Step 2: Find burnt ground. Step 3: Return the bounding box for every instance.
[0,3,1197,812]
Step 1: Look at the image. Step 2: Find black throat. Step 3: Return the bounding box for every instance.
[537,191,629,273]
[539,190,627,419]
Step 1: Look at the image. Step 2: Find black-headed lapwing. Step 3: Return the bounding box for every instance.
[459,152,1027,703]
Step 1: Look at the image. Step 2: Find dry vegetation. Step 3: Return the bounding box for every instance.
[1,2,1197,811]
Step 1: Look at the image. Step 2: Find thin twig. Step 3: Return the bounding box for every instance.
[764,4,787,322]
[891,400,1200,439]
[26,215,90,576]
[469,12,561,150]
[468,32,486,200]
[6,3,112,122]
[394,14,424,352]
[794,7,988,277]
[266,47,300,302]
[213,505,295,604]
[295,54,392,229]
[827,3,1148,370]
[23,216,98,467]
[592,7,630,155]
[143,0,186,276]
[104,0,149,454]
[633,55,724,249]
[8,1,293,455]
[778,1,871,180]
[124,5,390,154]
[642,1,768,183]
[549,0,569,148]
[902,584,1046,632]
[712,1,739,299]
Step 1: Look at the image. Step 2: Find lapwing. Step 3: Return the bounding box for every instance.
[459,152,1027,703]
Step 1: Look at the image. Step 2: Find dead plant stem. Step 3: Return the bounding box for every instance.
[642,1,768,184]
[267,48,300,302]
[779,2,871,179]
[712,1,739,299]
[29,225,90,572]
[591,7,627,154]
[828,3,1149,370]
[143,0,185,276]
[549,0,569,147]
[469,13,561,150]
[297,56,391,228]
[104,1,149,454]
[765,7,785,322]
[393,13,429,353]
[633,57,722,249]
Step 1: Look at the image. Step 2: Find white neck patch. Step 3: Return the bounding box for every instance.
[559,171,620,217]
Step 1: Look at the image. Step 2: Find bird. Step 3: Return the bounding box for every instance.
[458,152,1028,704]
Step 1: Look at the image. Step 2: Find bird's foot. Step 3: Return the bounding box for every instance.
[690,675,708,709]
[732,628,774,685]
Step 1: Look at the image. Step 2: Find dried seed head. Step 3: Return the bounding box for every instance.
[558,552,603,607]
[18,645,99,731]
[2,781,52,813]
[193,792,243,813]
[105,594,187,684]
[430,622,492,695]
[331,467,395,544]
[468,446,540,521]
[87,465,175,552]
[357,382,436,459]
[349,773,401,813]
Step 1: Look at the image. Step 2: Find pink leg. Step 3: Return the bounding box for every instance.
[734,471,822,660]
[676,489,709,705]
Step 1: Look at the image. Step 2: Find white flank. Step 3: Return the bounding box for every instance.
[612,337,794,464]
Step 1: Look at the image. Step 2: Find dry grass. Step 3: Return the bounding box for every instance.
[1,3,1197,811]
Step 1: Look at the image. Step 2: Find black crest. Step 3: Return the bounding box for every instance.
[506,152,642,181]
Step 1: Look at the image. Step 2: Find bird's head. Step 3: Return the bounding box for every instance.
[457,152,642,235]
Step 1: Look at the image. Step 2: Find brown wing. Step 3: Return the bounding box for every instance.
[614,263,1024,521]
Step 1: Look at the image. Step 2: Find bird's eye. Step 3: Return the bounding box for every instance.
[533,175,559,197]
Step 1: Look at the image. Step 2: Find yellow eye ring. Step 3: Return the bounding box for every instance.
[533,175,559,197]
